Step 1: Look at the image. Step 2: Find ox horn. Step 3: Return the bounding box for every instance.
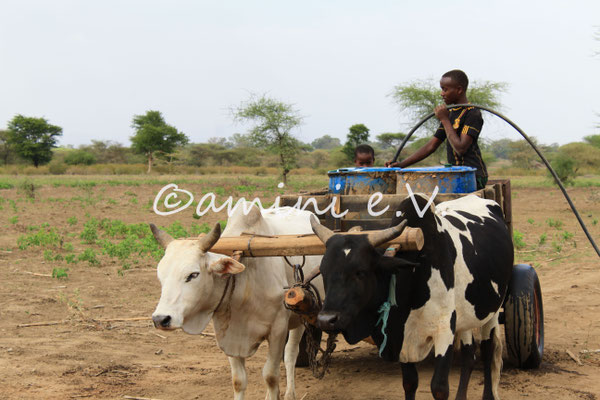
[310,214,334,244]
[367,219,408,248]
[199,222,222,252]
[149,223,174,248]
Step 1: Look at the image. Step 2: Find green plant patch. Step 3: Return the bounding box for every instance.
[52,268,69,279]
[17,227,61,250]
[513,229,526,250]
[78,249,100,266]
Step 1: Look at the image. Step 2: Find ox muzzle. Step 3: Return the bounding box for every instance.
[152,314,174,330]
[317,311,343,332]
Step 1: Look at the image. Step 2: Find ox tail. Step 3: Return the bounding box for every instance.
[491,321,503,400]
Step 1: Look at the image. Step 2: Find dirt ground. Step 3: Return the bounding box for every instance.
[1,178,599,399]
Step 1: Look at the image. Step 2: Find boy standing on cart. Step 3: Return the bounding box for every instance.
[386,70,488,190]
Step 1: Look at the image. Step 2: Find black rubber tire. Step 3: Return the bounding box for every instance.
[295,326,322,367]
[504,264,544,369]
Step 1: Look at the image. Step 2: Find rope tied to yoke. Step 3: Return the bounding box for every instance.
[283,258,335,379]
[376,273,397,358]
[376,245,400,357]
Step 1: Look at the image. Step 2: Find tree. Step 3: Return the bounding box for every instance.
[130,110,188,173]
[376,132,408,149]
[232,94,303,184]
[507,139,539,168]
[0,130,13,165]
[6,115,62,167]
[584,134,600,148]
[311,135,341,150]
[390,79,507,135]
[342,124,370,161]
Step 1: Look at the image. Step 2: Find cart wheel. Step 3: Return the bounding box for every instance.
[504,264,544,369]
[296,325,322,367]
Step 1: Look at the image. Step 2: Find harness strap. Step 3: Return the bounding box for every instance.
[213,275,235,314]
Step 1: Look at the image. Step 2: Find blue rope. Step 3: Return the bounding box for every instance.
[376,274,397,357]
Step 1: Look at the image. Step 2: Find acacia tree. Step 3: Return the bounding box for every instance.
[232,94,303,184]
[390,79,507,164]
[390,79,507,134]
[6,115,62,167]
[376,132,408,149]
[130,110,188,173]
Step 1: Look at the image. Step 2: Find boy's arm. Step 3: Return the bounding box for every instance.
[385,137,443,167]
[434,105,474,156]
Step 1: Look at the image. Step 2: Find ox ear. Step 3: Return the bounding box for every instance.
[208,256,246,276]
[149,223,174,248]
[378,255,420,273]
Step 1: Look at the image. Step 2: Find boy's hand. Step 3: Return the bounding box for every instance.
[434,105,449,121]
[385,160,400,167]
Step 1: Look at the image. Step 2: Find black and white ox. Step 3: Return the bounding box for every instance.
[311,194,513,400]
[150,203,323,400]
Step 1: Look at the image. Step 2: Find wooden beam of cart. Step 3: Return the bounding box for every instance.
[195,227,423,257]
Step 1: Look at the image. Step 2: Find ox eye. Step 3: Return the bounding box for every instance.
[185,272,199,282]
[355,270,367,279]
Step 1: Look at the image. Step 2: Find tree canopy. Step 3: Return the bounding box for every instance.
[312,135,341,150]
[390,79,507,134]
[232,94,303,183]
[6,115,62,167]
[342,123,370,161]
[130,110,188,173]
[584,134,600,148]
[376,132,408,149]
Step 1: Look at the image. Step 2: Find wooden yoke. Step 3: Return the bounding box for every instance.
[194,228,422,327]
[201,228,424,258]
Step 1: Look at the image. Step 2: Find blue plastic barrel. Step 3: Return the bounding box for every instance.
[327,166,476,195]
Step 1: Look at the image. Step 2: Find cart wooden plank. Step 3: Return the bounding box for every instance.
[194,227,424,257]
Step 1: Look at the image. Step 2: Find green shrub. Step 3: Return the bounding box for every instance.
[48,160,68,175]
[549,153,578,185]
[64,150,97,165]
[17,179,38,199]
[80,218,99,244]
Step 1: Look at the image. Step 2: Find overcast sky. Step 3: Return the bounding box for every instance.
[1,1,598,147]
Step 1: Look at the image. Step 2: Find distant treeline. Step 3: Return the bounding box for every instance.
[1,135,599,180]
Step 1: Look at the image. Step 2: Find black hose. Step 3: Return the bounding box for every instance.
[392,103,600,258]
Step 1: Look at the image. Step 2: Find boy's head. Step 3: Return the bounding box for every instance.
[354,144,375,167]
[440,69,469,105]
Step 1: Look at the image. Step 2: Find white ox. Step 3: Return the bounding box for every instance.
[151,204,323,400]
